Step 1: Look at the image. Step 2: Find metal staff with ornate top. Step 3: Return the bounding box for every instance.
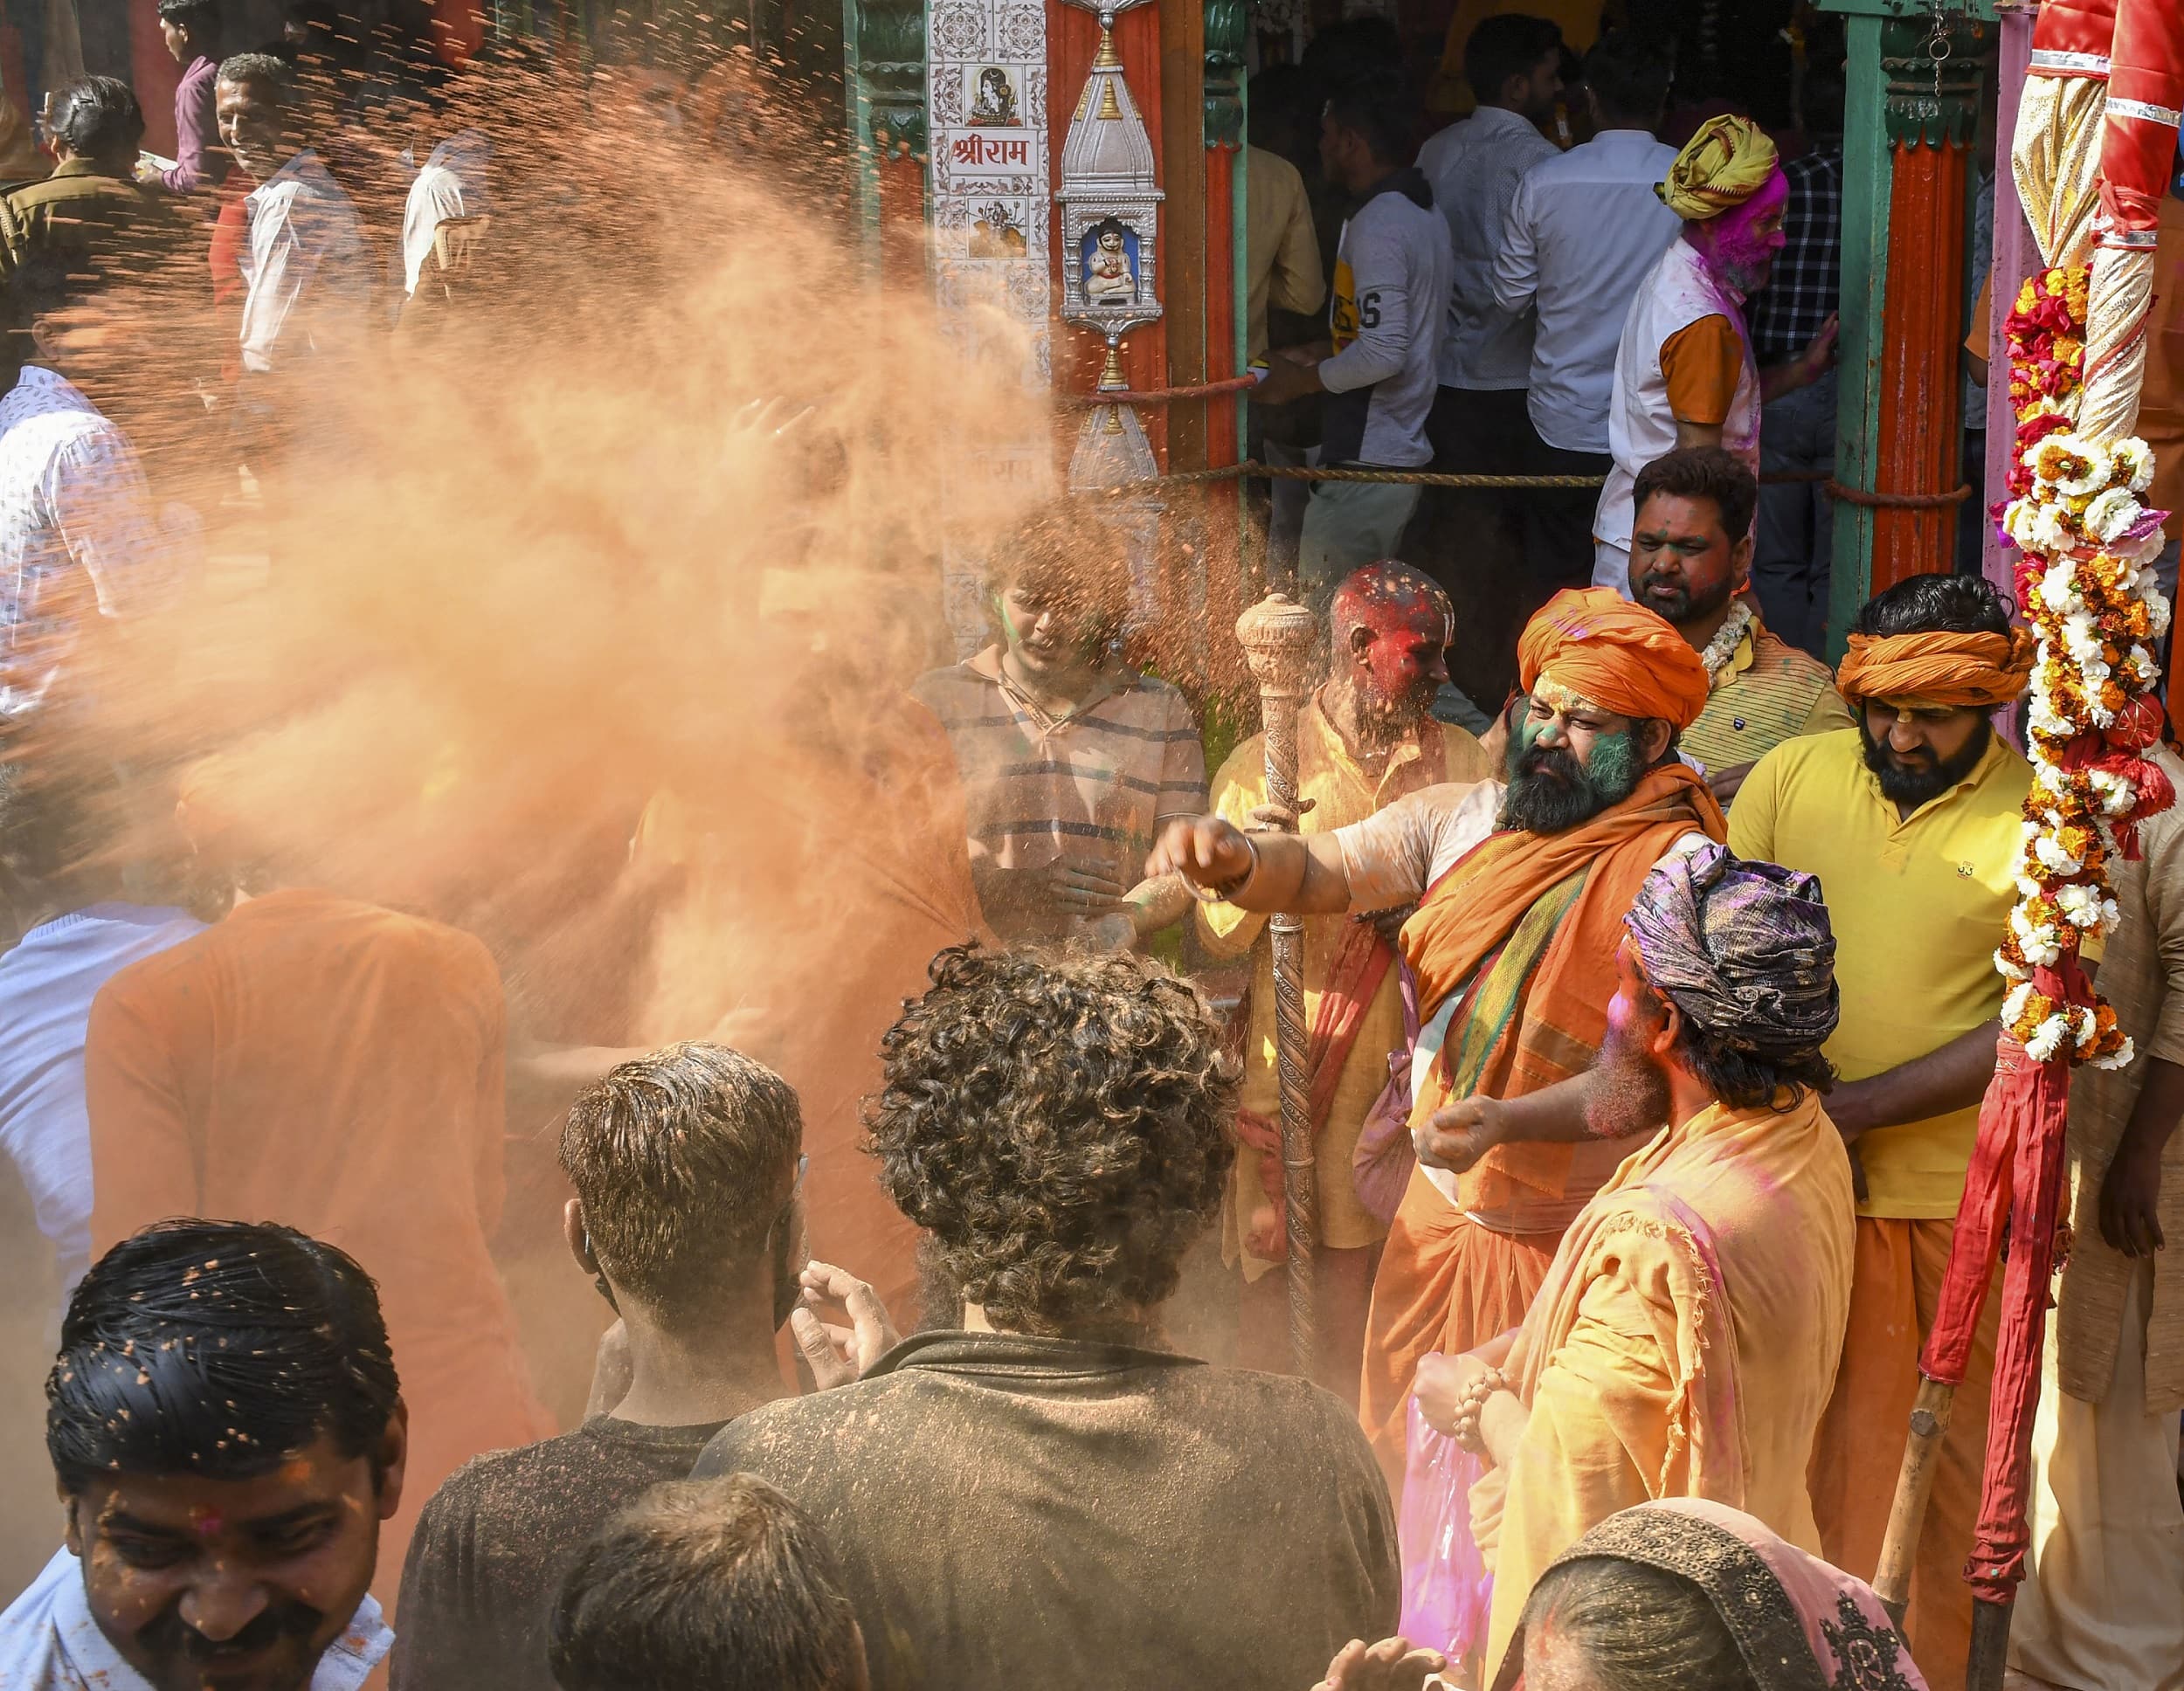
[1234,590,1321,1373]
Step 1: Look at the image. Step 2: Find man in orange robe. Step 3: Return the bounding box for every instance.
[83,796,555,1612]
[1149,587,1724,1474]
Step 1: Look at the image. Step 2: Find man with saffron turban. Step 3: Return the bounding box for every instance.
[1727,572,2057,1690]
[1148,586,1724,1476]
[1592,114,1837,593]
[1413,846,1856,1688]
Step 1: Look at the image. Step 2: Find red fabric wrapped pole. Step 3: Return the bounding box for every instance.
[2028,0,2116,76]
[1914,1012,2073,1605]
[2098,0,2184,242]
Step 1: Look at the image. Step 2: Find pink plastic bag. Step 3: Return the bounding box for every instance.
[1397,1395,1495,1666]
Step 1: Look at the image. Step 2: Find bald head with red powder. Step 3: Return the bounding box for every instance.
[1328,562,1452,734]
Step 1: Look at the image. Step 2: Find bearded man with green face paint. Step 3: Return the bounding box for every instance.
[1148,587,1723,1483]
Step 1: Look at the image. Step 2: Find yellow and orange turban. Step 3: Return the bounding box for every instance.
[1656,115,1780,221]
[1517,588,1712,730]
[1835,626,2038,710]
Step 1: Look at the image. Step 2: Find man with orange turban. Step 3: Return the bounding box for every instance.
[1727,572,2053,1690]
[1148,586,1724,1482]
[1592,114,1837,595]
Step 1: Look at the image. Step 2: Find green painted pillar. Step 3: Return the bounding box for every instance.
[840,0,924,254]
[1817,0,1991,656]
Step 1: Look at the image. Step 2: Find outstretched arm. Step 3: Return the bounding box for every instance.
[1413,1073,1601,1171]
[1144,814,1357,915]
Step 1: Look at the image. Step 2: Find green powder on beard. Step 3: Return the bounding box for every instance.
[1585,728,1645,802]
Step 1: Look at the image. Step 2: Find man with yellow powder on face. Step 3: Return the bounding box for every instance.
[1148,587,1724,1477]
[1727,571,2056,1691]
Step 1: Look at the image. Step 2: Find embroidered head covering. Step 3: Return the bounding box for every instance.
[1835,625,2038,709]
[1624,843,1839,1062]
[1496,1498,1930,1691]
[1656,114,1781,220]
[1516,588,1712,730]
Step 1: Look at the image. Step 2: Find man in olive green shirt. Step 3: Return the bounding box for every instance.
[0,78,178,287]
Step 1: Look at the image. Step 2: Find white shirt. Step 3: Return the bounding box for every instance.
[1417,106,1558,391]
[1318,175,1455,468]
[1493,128,1682,452]
[238,149,375,373]
[0,904,204,1311]
[0,1548,393,1691]
[401,131,491,296]
[1595,233,1761,563]
[0,367,184,718]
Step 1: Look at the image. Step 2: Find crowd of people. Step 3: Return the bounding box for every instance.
[0,4,2177,1691]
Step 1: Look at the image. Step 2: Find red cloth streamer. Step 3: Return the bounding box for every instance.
[2030,0,2118,71]
[2098,0,2184,245]
[1917,960,2084,1605]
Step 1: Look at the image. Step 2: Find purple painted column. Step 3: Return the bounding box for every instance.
[1984,1,2038,597]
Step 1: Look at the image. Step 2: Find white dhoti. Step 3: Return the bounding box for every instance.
[2008,1260,2184,1691]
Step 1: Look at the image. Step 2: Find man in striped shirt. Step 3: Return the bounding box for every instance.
[913,505,1206,944]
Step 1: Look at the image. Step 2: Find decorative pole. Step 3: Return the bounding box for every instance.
[1235,590,1319,1372]
[1870,5,2181,1687]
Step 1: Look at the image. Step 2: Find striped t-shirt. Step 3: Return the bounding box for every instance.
[913,646,1207,942]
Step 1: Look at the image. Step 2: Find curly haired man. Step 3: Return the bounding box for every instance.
[693,944,1400,1691]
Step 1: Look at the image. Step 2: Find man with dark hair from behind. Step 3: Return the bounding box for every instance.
[695,945,1401,1691]
[1256,74,1453,591]
[549,1477,868,1691]
[0,1218,404,1690]
[0,77,176,284]
[393,1041,882,1691]
[553,1476,1444,1691]
[149,0,231,196]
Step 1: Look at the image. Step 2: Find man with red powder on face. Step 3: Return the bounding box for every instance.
[1115,563,1492,1398]
[1592,115,1838,594]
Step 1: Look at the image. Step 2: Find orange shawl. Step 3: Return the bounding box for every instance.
[1398,763,1727,1210]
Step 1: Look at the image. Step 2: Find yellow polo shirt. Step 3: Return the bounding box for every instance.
[1728,728,2047,1218]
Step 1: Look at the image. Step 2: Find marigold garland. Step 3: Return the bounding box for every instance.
[1996,263,2173,1070]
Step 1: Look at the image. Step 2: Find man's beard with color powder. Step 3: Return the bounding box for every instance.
[1498,721,1647,834]
[132,1596,330,1691]
[1586,1004,1673,1142]
[1858,713,1992,810]
[1704,183,1785,297]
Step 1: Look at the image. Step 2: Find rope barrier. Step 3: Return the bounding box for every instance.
[1062,375,1261,407]
[1098,459,1967,500]
[1823,480,1975,509]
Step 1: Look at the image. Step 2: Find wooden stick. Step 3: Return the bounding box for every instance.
[1874,1375,1958,1625]
[1235,590,1319,1374]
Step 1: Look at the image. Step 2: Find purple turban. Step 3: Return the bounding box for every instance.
[1623,843,1839,1059]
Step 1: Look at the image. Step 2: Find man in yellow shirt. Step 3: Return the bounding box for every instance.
[1623,446,1852,804]
[1117,563,1491,1398]
[1725,572,2044,1691]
